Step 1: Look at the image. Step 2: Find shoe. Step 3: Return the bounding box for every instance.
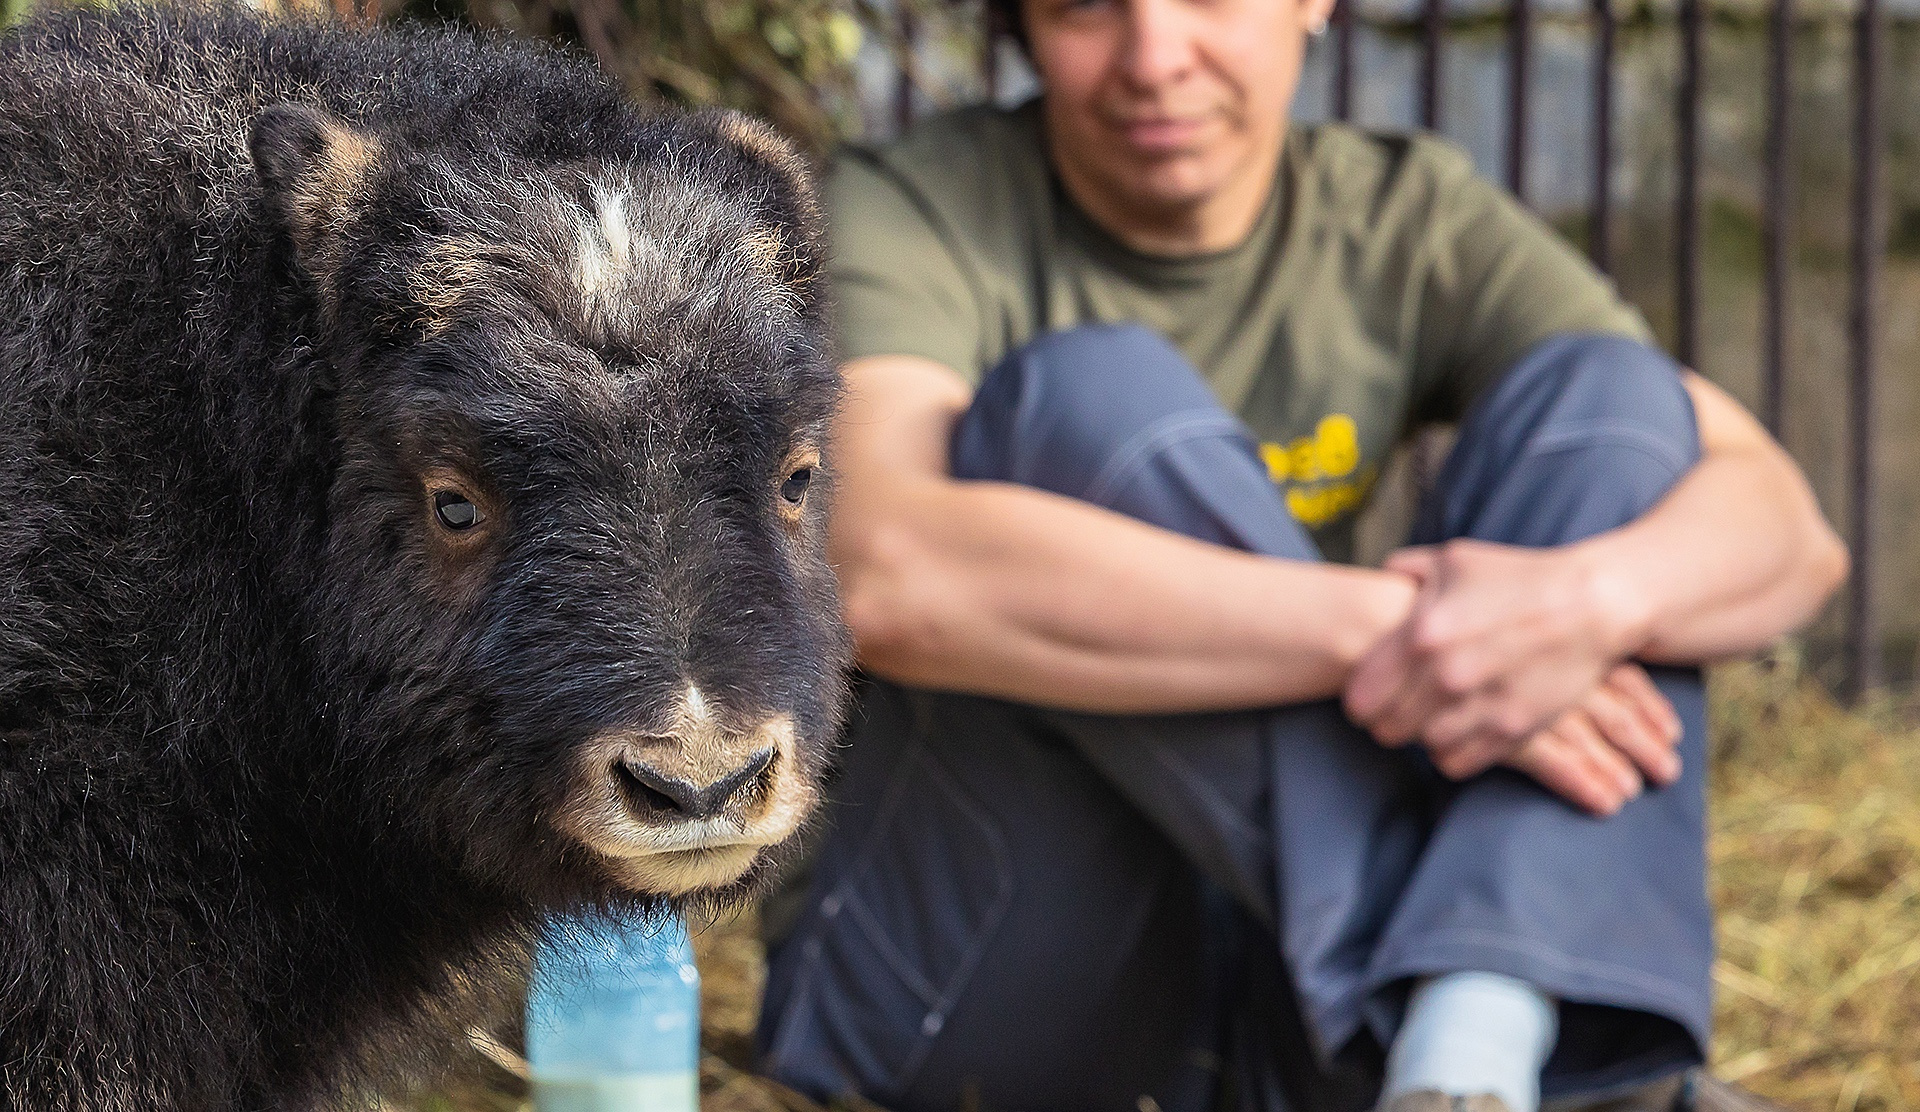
[1381,1090,1515,1112]
[1682,1073,1793,1112]
[1545,1074,1686,1112]
[1542,1070,1792,1112]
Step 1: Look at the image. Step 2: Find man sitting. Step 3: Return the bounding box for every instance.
[755,0,1848,1109]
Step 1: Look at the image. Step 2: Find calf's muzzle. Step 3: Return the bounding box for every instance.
[557,687,817,895]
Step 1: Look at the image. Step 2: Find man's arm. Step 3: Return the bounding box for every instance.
[831,354,1418,714]
[1344,372,1848,778]
[836,352,1686,813]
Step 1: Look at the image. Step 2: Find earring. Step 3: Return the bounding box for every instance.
[1309,17,1329,35]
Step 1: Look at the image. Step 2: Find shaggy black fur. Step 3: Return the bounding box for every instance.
[0,5,848,1108]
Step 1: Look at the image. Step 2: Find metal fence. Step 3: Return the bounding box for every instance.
[881,0,1898,697]
[1344,0,1892,696]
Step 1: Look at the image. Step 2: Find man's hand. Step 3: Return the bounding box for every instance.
[1342,537,1648,780]
[1337,373,1844,811]
[1503,663,1684,815]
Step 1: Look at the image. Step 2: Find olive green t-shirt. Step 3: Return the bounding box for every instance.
[829,102,1654,561]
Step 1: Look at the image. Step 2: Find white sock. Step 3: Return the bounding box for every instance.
[1381,971,1559,1112]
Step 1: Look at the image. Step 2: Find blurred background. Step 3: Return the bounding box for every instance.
[3,0,1915,1105]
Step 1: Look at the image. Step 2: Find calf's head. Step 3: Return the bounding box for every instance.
[252,103,848,901]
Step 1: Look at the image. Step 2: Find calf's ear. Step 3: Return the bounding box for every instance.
[250,104,382,261]
[689,109,825,307]
[690,109,820,224]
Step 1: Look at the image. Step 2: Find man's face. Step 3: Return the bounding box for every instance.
[1023,0,1324,229]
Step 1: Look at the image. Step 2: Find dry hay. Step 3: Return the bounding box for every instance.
[1707,655,1920,1110]
[400,656,1920,1111]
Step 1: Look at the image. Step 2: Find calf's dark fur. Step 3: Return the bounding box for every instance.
[0,5,848,1108]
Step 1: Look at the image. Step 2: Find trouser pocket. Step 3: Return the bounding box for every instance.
[762,690,1015,1100]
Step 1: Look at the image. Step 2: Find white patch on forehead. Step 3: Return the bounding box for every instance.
[595,189,631,268]
[574,186,643,298]
[683,683,712,724]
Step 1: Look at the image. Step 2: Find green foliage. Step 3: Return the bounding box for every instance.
[1890,205,1920,259]
[3,0,52,29]
[0,0,942,152]
[458,0,872,152]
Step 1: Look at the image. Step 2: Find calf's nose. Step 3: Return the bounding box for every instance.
[618,746,775,821]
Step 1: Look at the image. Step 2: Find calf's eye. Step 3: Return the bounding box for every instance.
[780,467,812,505]
[433,490,480,530]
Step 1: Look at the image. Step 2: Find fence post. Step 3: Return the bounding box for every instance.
[894,5,919,134]
[1334,0,1357,121]
[1589,0,1614,272]
[981,0,1001,104]
[1506,0,1532,203]
[1421,0,1444,130]
[1848,0,1886,696]
[1674,0,1702,369]
[1762,0,1795,437]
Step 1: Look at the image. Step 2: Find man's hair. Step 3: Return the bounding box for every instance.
[983,0,1026,50]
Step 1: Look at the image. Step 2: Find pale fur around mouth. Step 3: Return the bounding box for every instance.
[569,776,814,856]
[598,843,769,896]
[556,697,815,893]
[570,799,809,895]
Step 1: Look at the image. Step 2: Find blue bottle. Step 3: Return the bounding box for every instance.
[525,914,700,1112]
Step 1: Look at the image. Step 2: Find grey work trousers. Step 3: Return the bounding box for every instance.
[759,326,1712,1112]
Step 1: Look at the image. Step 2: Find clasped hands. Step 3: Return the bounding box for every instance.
[1343,538,1682,815]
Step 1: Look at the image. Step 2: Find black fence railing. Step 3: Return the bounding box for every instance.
[882,0,1898,697]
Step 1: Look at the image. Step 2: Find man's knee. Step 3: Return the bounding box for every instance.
[1470,333,1701,479]
[951,323,1230,491]
[1423,335,1703,546]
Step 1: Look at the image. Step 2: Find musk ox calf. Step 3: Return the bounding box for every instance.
[0,5,849,1108]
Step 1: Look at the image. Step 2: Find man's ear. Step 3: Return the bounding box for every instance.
[1302,0,1339,37]
[249,103,381,260]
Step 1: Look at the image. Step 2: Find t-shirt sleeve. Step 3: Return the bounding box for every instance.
[826,150,986,380]
[1410,161,1656,423]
